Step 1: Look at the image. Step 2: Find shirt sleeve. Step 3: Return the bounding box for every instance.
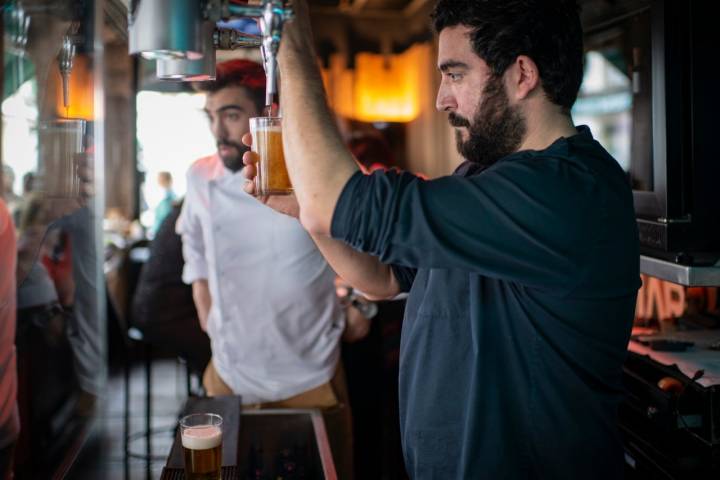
[176,173,208,285]
[331,159,600,294]
[390,264,417,293]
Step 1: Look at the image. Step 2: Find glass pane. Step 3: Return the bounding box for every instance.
[573,7,653,191]
[2,0,105,476]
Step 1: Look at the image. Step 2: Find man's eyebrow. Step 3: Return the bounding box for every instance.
[204,105,246,115]
[439,61,469,72]
[217,105,245,113]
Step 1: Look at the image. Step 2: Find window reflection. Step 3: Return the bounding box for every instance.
[2,0,104,477]
[573,8,653,191]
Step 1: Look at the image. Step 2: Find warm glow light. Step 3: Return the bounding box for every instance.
[53,54,94,120]
[322,44,427,123]
[354,47,421,123]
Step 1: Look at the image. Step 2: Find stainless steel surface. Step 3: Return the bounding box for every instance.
[640,255,720,286]
[128,0,203,60]
[156,21,216,81]
[58,34,76,108]
[214,29,262,49]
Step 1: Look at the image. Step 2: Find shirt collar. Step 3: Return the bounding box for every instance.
[452,125,593,178]
[209,154,244,183]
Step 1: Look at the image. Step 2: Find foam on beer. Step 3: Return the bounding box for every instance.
[253,126,282,133]
[181,425,222,450]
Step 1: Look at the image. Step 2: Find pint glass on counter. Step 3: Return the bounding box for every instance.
[180,413,223,480]
[250,116,293,196]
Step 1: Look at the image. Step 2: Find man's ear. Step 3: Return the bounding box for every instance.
[506,55,540,101]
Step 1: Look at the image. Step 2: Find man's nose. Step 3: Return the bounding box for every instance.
[211,119,227,139]
[436,84,457,112]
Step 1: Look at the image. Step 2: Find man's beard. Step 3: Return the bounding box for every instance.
[449,75,526,168]
[217,140,249,172]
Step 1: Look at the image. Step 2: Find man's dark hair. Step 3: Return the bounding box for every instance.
[194,59,266,113]
[432,0,584,113]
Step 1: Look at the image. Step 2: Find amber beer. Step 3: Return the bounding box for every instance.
[250,116,292,195]
[180,413,223,480]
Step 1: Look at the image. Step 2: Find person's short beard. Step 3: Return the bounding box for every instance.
[217,140,249,172]
[449,75,526,168]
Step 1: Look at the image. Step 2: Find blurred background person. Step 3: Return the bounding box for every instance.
[0,198,19,480]
[132,200,211,376]
[151,171,176,236]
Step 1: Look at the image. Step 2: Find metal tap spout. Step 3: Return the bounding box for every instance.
[227,0,293,114]
[58,33,76,110]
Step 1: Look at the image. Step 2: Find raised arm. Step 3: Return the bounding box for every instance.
[276,0,359,235]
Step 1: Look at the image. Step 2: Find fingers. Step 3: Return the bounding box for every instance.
[242,150,259,168]
[243,179,257,196]
[242,132,253,147]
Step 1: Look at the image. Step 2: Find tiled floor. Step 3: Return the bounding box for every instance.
[67,358,193,480]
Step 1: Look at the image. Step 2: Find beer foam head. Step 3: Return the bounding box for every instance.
[181,425,222,450]
[254,125,281,133]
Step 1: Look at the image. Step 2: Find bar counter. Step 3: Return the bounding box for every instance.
[161,396,337,479]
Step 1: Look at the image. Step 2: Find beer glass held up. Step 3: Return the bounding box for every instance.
[249,116,293,196]
[180,413,223,480]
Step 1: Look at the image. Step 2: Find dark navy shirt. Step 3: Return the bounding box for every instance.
[331,127,641,479]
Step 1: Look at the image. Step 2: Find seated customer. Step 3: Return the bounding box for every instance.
[132,201,211,374]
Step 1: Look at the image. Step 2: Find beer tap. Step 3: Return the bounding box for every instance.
[130,0,294,111]
[58,31,76,112]
[5,1,31,87]
[214,28,262,50]
[223,0,294,115]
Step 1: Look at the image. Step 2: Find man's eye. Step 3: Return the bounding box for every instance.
[226,113,240,121]
[447,73,462,81]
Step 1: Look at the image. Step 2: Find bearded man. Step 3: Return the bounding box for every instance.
[241,0,641,478]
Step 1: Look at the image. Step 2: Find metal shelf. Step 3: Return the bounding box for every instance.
[640,255,720,286]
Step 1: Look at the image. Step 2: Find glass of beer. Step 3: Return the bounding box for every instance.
[37,119,86,198]
[250,116,292,196]
[180,413,223,480]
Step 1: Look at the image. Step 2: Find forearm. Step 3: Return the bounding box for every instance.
[311,233,400,300]
[278,6,359,235]
[192,280,212,331]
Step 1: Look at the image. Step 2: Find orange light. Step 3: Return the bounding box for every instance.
[52,54,94,120]
[322,44,426,123]
[354,47,421,123]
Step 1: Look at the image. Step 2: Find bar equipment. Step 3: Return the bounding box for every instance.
[57,28,78,111]
[129,0,294,114]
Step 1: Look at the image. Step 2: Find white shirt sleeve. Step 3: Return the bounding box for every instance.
[176,170,208,285]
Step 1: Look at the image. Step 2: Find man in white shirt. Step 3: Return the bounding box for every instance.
[176,60,351,477]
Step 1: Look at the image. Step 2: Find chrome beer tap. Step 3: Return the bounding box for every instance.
[224,0,294,115]
[58,31,76,111]
[130,0,293,100]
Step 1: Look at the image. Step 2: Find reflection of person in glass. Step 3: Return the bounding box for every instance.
[242,0,641,478]
[176,60,352,478]
[15,152,101,412]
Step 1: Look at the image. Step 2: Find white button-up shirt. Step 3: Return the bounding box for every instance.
[177,155,344,403]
